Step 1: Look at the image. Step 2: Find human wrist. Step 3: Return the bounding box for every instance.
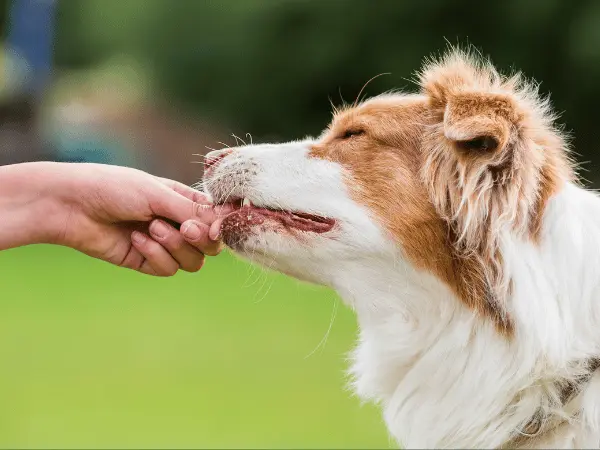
[0,162,76,249]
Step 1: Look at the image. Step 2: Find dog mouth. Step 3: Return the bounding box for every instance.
[216,197,336,234]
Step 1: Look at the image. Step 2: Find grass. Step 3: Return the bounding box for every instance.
[0,245,390,448]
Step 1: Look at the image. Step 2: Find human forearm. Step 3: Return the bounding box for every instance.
[0,162,67,250]
[0,161,229,276]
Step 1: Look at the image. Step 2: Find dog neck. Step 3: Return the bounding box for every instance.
[333,258,536,448]
[330,184,600,448]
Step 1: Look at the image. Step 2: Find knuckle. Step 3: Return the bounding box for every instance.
[141,265,158,276]
[185,257,205,273]
[203,243,223,257]
[123,262,138,271]
[164,265,179,277]
[119,246,141,270]
[152,267,172,277]
[153,261,179,277]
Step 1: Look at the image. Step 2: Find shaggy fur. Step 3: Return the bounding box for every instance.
[202,48,600,448]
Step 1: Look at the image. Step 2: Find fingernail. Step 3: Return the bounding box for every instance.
[209,218,224,241]
[132,231,146,245]
[182,221,202,240]
[150,220,168,239]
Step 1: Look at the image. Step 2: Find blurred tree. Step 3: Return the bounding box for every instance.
[0,0,8,37]
[52,0,600,183]
[0,0,58,165]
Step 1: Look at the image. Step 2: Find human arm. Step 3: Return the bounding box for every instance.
[0,162,231,276]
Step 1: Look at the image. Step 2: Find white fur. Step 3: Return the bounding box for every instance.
[204,141,600,448]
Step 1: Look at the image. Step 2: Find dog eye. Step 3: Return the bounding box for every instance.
[340,129,365,139]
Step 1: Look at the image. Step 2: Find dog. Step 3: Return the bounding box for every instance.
[202,48,600,448]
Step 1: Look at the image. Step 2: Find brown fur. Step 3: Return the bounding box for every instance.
[310,49,574,336]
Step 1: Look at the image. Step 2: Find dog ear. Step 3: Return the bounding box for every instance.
[442,92,515,158]
[417,49,572,329]
[417,49,550,251]
[420,50,519,162]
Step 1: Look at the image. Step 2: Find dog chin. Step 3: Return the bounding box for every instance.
[224,229,328,285]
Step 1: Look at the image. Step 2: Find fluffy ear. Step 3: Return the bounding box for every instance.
[443,92,515,155]
[420,50,520,161]
[418,48,570,251]
[417,48,572,335]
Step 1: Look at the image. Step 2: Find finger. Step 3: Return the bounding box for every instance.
[149,219,205,272]
[155,177,212,204]
[209,216,225,241]
[119,240,147,272]
[180,220,223,257]
[193,202,236,226]
[150,184,233,228]
[131,231,180,277]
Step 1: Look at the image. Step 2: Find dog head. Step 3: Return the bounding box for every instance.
[203,49,572,334]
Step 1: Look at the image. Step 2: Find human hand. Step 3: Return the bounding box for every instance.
[0,162,232,276]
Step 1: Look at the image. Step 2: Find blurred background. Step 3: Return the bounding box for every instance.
[0,0,599,448]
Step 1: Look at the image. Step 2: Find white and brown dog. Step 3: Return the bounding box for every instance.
[202,49,600,448]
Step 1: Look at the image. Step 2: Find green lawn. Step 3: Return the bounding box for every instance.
[0,245,390,448]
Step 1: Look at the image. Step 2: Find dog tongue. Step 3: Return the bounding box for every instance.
[213,204,335,239]
[283,211,335,232]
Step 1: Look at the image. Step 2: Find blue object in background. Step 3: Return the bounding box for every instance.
[5,0,136,166]
[50,127,137,166]
[7,0,57,94]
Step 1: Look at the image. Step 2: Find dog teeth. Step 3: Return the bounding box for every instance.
[242,197,251,207]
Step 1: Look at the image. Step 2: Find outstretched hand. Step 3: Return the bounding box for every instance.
[0,162,232,276]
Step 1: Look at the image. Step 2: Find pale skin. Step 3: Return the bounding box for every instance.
[0,162,233,276]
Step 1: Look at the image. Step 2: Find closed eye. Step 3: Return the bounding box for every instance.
[340,129,365,139]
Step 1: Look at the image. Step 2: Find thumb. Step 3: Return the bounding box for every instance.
[149,184,198,225]
[149,184,234,226]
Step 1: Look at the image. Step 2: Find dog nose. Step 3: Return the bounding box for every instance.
[204,148,232,174]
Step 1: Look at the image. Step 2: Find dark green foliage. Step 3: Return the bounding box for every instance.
[52,0,600,182]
